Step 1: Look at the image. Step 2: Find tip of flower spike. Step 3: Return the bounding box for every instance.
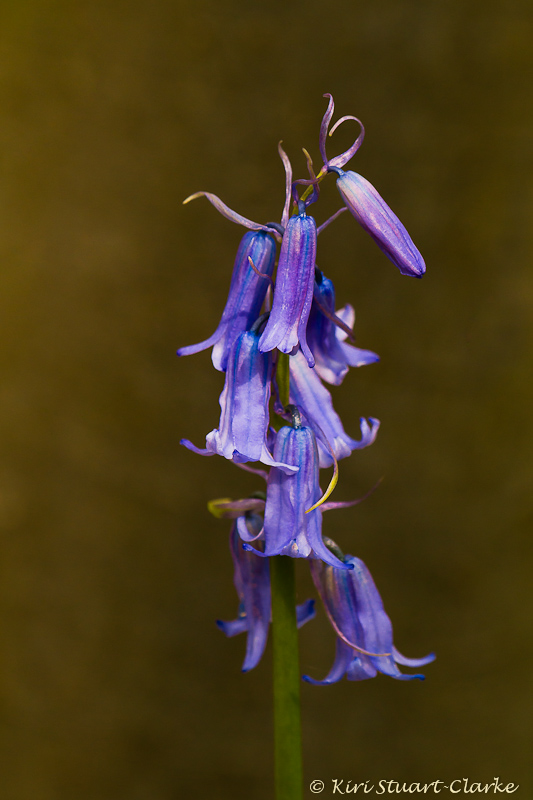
[182,192,203,205]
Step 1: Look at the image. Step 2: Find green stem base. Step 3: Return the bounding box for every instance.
[271,555,303,800]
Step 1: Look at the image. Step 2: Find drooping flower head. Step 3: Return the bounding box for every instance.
[217,515,315,672]
[179,96,432,686]
[259,202,317,367]
[181,326,297,472]
[308,269,379,386]
[304,543,435,684]
[332,168,426,278]
[244,413,351,570]
[319,94,425,278]
[177,230,277,371]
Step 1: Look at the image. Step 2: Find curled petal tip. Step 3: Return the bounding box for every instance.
[207,497,233,519]
[182,192,203,205]
[181,190,266,231]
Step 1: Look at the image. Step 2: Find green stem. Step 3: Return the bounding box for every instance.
[277,352,290,408]
[271,555,303,800]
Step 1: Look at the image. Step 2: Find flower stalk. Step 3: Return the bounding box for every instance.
[272,350,302,799]
[271,554,303,800]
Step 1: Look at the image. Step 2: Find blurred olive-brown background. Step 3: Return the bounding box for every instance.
[0,1,531,798]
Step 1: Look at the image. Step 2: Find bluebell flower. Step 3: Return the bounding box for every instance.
[181,329,297,472]
[308,270,379,386]
[177,230,276,372]
[244,420,351,569]
[304,548,435,684]
[318,94,425,278]
[331,167,426,278]
[289,350,379,468]
[217,515,315,671]
[259,205,317,367]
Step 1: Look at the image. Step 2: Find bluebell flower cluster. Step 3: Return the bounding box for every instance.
[179,95,433,682]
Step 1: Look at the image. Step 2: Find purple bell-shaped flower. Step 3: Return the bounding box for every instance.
[181,328,297,472]
[331,168,426,278]
[308,270,379,386]
[259,205,317,367]
[304,545,435,684]
[244,417,351,570]
[217,515,315,671]
[177,230,276,371]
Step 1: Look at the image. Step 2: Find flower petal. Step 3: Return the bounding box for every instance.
[259,212,316,367]
[296,598,316,628]
[289,350,379,466]
[393,646,436,668]
[303,639,355,685]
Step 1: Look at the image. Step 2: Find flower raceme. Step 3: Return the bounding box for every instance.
[179,94,433,683]
[318,92,425,278]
